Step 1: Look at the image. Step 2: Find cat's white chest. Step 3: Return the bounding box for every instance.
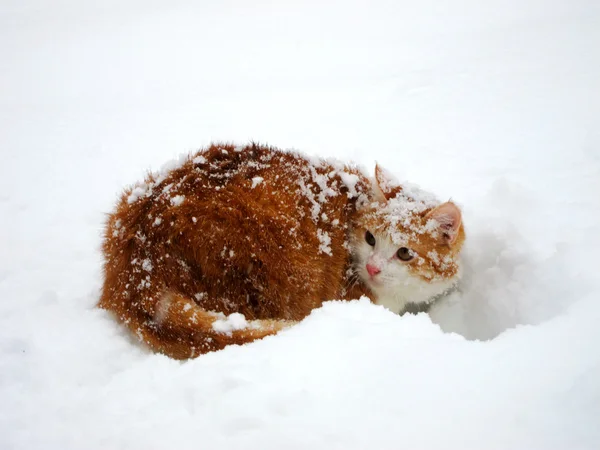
[373,276,459,315]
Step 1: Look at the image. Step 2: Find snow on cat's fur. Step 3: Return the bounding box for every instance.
[352,166,465,313]
[99,143,465,358]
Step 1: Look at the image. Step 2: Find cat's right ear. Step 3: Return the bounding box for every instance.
[374,164,402,202]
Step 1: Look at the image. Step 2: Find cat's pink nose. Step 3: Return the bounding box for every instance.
[366,263,381,277]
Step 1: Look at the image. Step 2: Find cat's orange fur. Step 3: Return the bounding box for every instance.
[99,143,465,359]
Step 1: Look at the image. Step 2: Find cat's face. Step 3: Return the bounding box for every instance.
[350,166,465,313]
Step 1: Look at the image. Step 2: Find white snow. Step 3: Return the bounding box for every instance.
[212,312,249,334]
[141,258,153,272]
[1,1,600,449]
[251,176,263,188]
[127,185,148,204]
[339,171,360,198]
[317,229,333,256]
[157,153,191,181]
[170,194,185,206]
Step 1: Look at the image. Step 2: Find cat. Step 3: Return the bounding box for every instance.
[99,143,465,359]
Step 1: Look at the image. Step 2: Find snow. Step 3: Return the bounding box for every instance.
[317,229,333,256]
[141,258,153,273]
[251,176,263,188]
[374,187,443,244]
[339,171,361,198]
[170,194,185,206]
[1,1,600,449]
[126,185,148,204]
[212,313,249,334]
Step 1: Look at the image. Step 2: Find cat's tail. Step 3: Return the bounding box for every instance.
[131,292,295,359]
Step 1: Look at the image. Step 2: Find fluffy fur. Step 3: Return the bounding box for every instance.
[98,143,465,359]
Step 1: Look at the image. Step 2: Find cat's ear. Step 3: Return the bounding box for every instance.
[426,202,462,246]
[374,164,402,202]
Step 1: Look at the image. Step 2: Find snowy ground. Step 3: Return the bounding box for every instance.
[1,1,600,449]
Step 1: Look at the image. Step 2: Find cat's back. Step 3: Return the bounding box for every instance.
[117,143,369,233]
[104,142,372,319]
[185,143,316,215]
[179,143,360,213]
[121,144,319,213]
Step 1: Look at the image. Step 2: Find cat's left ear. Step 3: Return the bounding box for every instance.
[374,164,402,202]
[426,202,462,246]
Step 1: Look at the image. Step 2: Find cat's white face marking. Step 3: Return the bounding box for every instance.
[352,230,460,314]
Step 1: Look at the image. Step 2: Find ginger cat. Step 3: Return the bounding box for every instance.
[99,143,465,359]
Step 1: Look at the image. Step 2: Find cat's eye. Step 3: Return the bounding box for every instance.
[396,247,414,261]
[365,230,376,246]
